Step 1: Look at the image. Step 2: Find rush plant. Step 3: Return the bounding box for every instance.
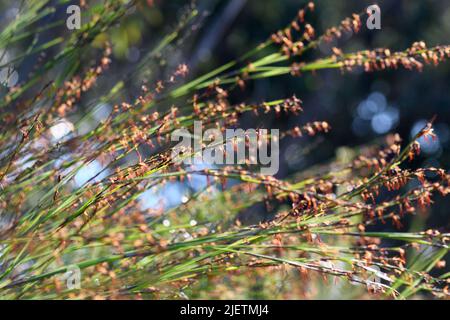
[0,1,449,299]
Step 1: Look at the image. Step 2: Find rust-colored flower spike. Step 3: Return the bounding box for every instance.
[282,121,331,138]
[417,121,437,141]
[2,0,450,300]
[271,1,316,57]
[53,43,112,117]
[336,43,450,73]
[352,134,402,172]
[174,64,189,78]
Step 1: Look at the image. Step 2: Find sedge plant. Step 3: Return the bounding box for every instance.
[0,0,449,299]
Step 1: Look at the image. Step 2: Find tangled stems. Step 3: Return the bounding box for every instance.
[0,1,449,299]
